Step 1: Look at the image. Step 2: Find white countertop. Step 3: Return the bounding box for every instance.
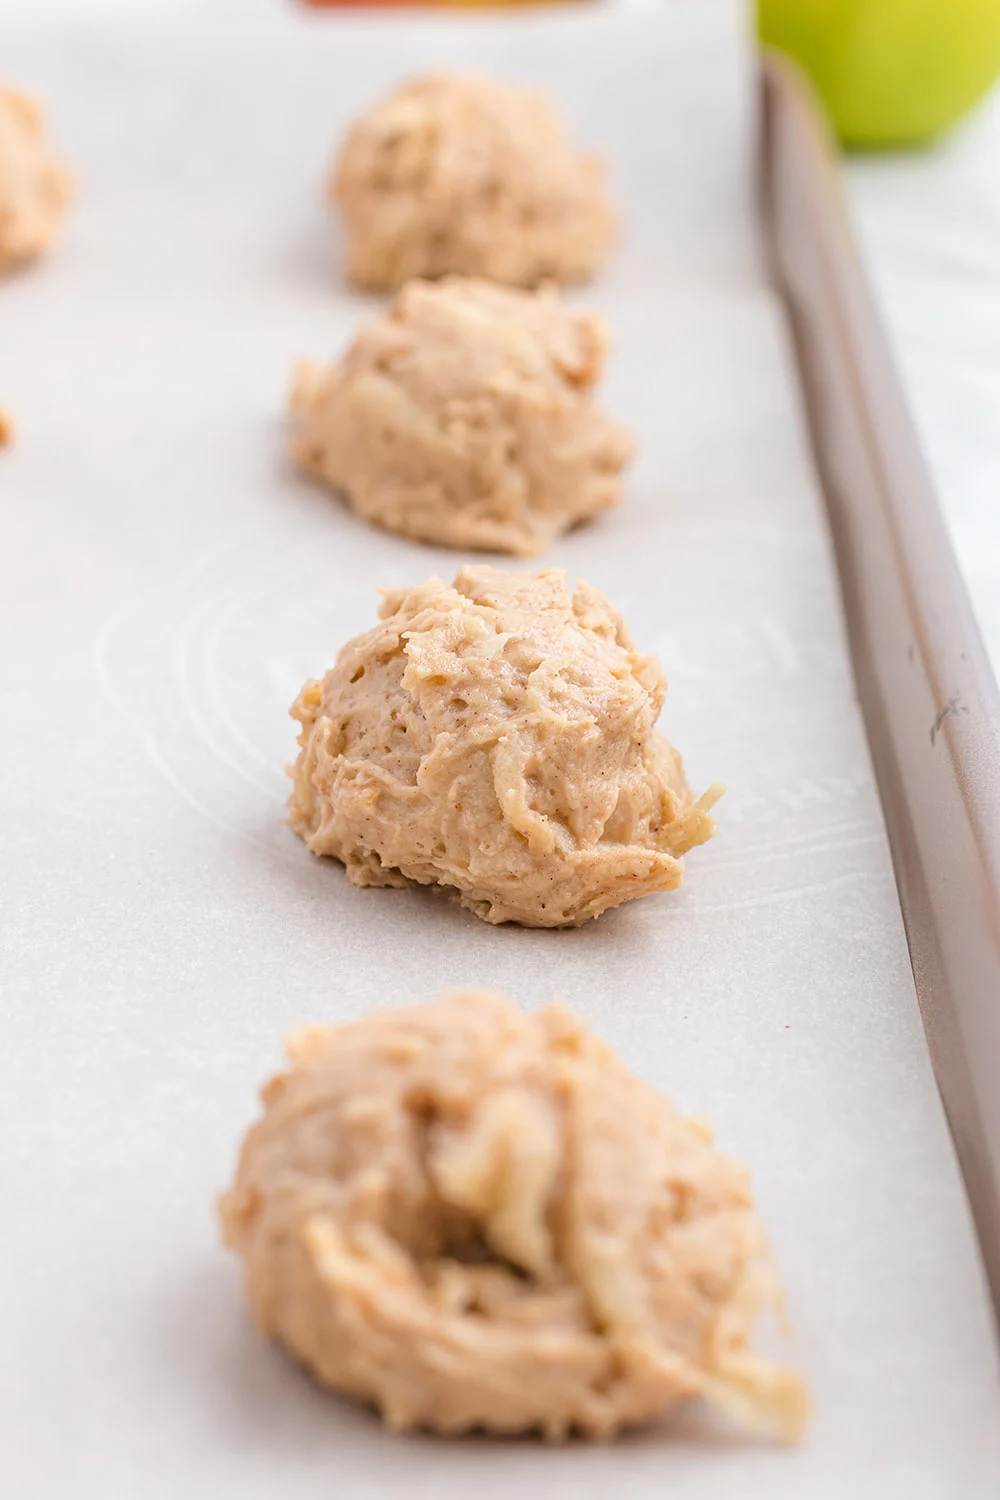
[845,88,1000,676]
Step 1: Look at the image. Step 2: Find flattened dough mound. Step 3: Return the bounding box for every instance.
[288,566,719,928]
[290,277,633,557]
[220,990,807,1441]
[332,72,616,291]
[0,86,72,272]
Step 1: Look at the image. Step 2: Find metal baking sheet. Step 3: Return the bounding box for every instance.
[761,53,1000,1317]
[2,6,999,1496]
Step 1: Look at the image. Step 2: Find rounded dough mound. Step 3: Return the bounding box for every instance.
[0,86,72,273]
[332,72,616,291]
[289,277,633,557]
[220,990,807,1441]
[288,566,719,928]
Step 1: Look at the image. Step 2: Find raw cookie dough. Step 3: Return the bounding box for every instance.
[332,73,616,291]
[0,86,72,272]
[220,990,807,1441]
[290,277,633,557]
[288,566,719,927]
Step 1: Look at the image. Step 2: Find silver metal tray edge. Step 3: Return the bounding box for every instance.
[760,51,1000,1321]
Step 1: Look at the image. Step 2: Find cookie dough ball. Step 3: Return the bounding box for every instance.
[332,73,616,291]
[288,566,719,928]
[221,990,807,1441]
[0,86,72,272]
[290,278,633,557]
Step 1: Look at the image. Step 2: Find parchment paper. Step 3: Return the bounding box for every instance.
[2,6,998,1496]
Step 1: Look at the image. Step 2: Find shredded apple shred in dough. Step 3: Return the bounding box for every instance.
[0,85,72,273]
[290,277,633,557]
[220,991,808,1441]
[332,72,616,292]
[288,567,721,928]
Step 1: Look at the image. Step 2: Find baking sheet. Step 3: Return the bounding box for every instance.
[2,5,999,1495]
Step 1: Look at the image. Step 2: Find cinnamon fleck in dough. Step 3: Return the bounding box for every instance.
[0,86,72,273]
[220,990,808,1441]
[0,407,13,447]
[288,566,720,928]
[333,73,616,291]
[290,277,633,557]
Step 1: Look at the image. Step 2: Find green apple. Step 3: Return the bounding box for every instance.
[759,0,1000,147]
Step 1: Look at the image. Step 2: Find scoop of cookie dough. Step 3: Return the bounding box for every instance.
[332,72,616,291]
[0,86,72,273]
[289,278,633,557]
[288,566,719,928]
[220,990,807,1441]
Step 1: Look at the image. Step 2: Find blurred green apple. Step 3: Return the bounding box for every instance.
[759,0,1000,147]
